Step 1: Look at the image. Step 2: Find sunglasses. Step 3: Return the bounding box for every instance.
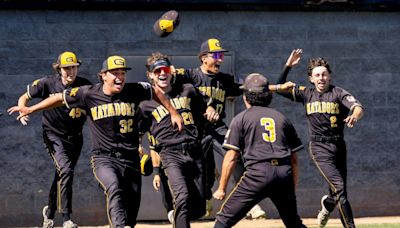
[153,66,171,75]
[208,52,224,60]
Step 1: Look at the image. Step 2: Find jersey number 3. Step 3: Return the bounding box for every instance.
[260,117,276,143]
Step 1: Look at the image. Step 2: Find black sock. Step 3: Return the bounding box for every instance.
[62,213,71,222]
[46,208,55,220]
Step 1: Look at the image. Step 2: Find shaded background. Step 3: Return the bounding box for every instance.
[0,0,399,226]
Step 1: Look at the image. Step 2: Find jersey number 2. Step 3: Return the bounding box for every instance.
[260,117,276,143]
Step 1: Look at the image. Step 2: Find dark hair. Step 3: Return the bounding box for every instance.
[307,57,332,77]
[198,52,207,63]
[244,91,272,107]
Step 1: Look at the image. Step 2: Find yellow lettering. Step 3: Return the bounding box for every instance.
[107,103,115,117]
[121,103,126,116]
[114,103,121,116]
[152,109,162,123]
[91,107,98,120]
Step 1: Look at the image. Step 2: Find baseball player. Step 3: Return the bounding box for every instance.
[174,38,267,218]
[276,52,363,228]
[10,51,91,228]
[138,52,206,228]
[213,73,307,228]
[8,55,183,228]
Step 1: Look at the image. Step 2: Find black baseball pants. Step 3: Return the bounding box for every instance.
[91,153,141,228]
[43,130,82,218]
[215,162,306,228]
[160,143,206,228]
[309,141,355,228]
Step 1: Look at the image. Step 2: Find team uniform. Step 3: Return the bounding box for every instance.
[27,75,91,219]
[138,84,206,228]
[175,68,244,198]
[62,82,152,228]
[218,106,306,228]
[282,84,362,228]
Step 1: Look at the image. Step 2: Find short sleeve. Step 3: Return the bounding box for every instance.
[222,115,242,152]
[337,88,362,111]
[63,86,88,109]
[27,78,47,99]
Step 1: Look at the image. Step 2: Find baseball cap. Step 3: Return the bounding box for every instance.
[101,56,132,73]
[199,38,228,55]
[240,73,270,93]
[153,10,180,37]
[56,51,81,68]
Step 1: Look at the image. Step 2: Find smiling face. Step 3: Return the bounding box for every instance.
[101,68,126,95]
[309,66,331,92]
[60,65,78,86]
[201,51,224,74]
[149,66,172,92]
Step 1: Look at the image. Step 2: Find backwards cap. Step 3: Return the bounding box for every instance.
[199,38,228,54]
[240,73,269,93]
[56,51,81,68]
[101,56,132,73]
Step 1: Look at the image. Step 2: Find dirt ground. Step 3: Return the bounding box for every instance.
[76,216,400,228]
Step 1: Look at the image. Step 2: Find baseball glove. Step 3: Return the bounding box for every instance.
[140,153,153,176]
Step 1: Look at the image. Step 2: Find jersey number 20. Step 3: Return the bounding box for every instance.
[260,117,276,143]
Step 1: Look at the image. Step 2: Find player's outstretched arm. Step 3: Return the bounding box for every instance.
[8,93,64,121]
[276,48,303,85]
[14,92,31,125]
[286,49,303,68]
[268,81,296,93]
[344,106,363,128]
[152,85,183,131]
[213,150,239,201]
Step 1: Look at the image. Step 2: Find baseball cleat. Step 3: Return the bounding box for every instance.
[317,195,330,227]
[42,205,54,228]
[246,204,267,219]
[167,210,174,224]
[62,220,78,228]
[204,199,213,217]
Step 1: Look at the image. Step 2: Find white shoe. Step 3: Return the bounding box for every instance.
[42,206,54,228]
[317,195,330,227]
[246,204,267,219]
[63,220,78,228]
[167,210,174,224]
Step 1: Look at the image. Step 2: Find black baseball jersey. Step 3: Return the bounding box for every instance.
[63,82,152,152]
[27,75,92,135]
[290,85,362,137]
[175,68,241,123]
[138,84,200,148]
[223,106,303,167]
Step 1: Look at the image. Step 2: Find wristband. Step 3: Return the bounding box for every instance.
[276,84,281,92]
[153,167,161,175]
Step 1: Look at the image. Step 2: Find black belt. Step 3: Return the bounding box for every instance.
[93,148,137,161]
[265,157,291,166]
[311,135,343,143]
[161,141,199,152]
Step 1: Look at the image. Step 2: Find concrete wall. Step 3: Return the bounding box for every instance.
[0,9,399,226]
